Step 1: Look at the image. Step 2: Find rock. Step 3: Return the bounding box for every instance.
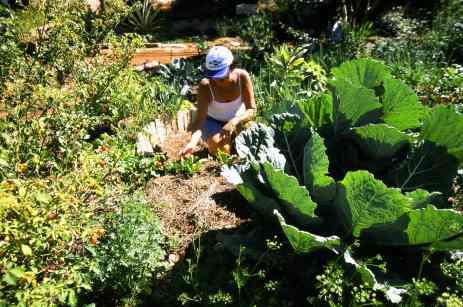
[134,60,160,72]
[86,0,100,13]
[330,19,343,43]
[236,3,258,16]
[152,0,175,11]
[136,133,154,155]
[168,253,180,263]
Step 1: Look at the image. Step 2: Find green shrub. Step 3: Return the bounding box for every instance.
[0,152,107,306]
[239,13,275,58]
[254,43,327,119]
[426,0,463,63]
[90,195,167,305]
[0,3,170,306]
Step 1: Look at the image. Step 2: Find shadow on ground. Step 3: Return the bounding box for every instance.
[140,190,317,307]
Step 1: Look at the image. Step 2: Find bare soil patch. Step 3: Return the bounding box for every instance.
[145,132,249,261]
[157,130,191,161]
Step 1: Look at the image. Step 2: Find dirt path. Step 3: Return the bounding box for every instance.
[144,132,248,262]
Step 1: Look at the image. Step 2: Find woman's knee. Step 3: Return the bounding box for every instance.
[207,134,231,155]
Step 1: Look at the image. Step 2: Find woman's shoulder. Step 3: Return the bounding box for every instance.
[233,68,251,83]
[233,68,249,76]
[234,68,250,79]
[199,78,210,87]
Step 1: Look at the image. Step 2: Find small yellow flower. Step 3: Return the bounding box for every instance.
[16,162,28,174]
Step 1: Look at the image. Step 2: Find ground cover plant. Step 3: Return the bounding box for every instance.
[0,2,189,306]
[223,58,463,305]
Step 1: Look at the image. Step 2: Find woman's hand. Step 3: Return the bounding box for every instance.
[180,143,195,157]
[221,117,240,138]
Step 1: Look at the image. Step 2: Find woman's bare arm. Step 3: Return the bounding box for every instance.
[185,79,211,148]
[227,69,256,128]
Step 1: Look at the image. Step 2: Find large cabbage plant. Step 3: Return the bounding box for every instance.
[223,59,463,302]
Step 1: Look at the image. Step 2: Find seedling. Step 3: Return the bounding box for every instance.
[165,156,203,177]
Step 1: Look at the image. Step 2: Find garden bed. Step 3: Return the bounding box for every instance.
[102,37,249,68]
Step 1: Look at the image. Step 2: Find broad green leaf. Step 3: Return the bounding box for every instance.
[351,124,409,160]
[275,210,341,254]
[391,145,458,195]
[365,205,463,247]
[429,234,463,251]
[330,79,382,135]
[389,106,463,194]
[21,244,32,256]
[235,123,286,169]
[420,105,463,162]
[297,93,333,130]
[237,168,281,221]
[405,189,443,209]
[262,162,317,226]
[404,206,463,245]
[381,77,424,131]
[35,192,52,204]
[335,171,412,237]
[303,131,336,202]
[2,268,24,286]
[331,58,391,89]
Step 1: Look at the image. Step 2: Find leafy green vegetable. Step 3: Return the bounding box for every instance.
[275,211,341,254]
[303,131,336,203]
[335,171,412,237]
[262,162,317,226]
[235,123,286,170]
[404,206,463,245]
[232,165,282,221]
[297,94,333,130]
[389,106,463,194]
[365,205,463,246]
[331,58,390,90]
[420,105,463,161]
[330,79,382,135]
[405,189,443,209]
[351,124,409,160]
[381,77,424,131]
[429,234,463,251]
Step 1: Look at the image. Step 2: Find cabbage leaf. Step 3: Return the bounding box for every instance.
[275,210,341,254]
[389,106,463,194]
[262,162,318,226]
[351,124,409,160]
[303,131,336,203]
[335,171,413,237]
[364,205,463,247]
[331,58,390,90]
[330,79,382,135]
[381,77,425,131]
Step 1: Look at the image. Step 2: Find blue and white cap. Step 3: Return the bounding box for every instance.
[205,46,234,79]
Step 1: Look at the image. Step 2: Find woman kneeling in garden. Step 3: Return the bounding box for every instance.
[181,46,256,156]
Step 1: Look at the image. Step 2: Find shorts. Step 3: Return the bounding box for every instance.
[201,116,226,141]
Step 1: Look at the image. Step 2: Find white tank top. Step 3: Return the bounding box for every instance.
[207,72,246,122]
